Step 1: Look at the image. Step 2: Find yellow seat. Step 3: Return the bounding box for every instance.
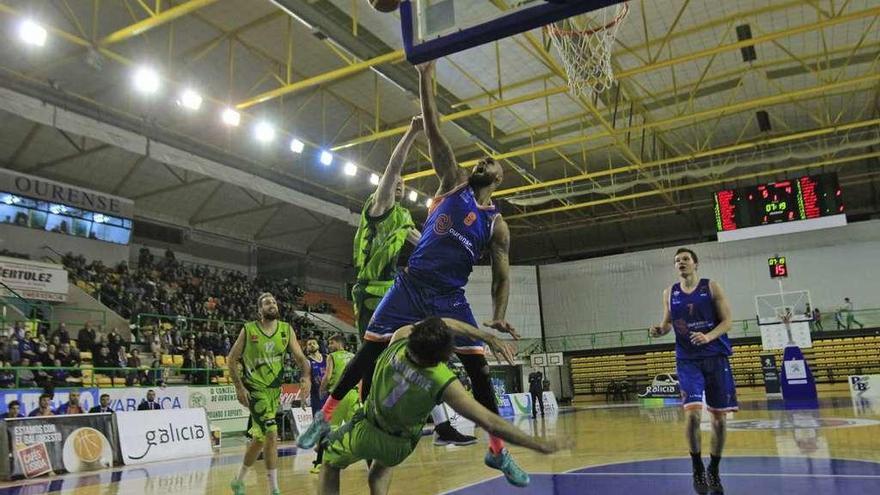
[215,355,226,367]
[80,351,92,362]
[172,355,184,366]
[161,354,173,366]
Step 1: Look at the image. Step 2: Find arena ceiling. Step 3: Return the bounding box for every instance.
[0,0,877,266]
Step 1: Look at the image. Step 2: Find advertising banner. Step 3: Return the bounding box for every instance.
[4,414,116,478]
[100,387,189,412]
[187,386,248,434]
[280,383,304,411]
[0,388,99,416]
[116,409,212,465]
[849,375,880,416]
[0,256,68,302]
[761,354,781,394]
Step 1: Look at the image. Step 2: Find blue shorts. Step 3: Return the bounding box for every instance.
[364,271,484,354]
[676,355,738,412]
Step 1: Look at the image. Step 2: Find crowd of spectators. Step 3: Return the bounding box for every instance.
[2,247,356,390]
[63,248,310,323]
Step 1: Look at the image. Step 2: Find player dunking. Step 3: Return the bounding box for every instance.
[350,114,473,445]
[300,60,528,486]
[229,293,311,495]
[650,248,737,494]
[319,318,569,495]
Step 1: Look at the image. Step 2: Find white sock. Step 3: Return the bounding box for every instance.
[268,469,279,491]
[237,465,251,481]
[431,404,449,425]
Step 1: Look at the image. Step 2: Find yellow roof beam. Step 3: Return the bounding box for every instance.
[401,72,880,181]
[494,118,880,197]
[100,0,219,45]
[506,150,880,220]
[336,5,880,150]
[235,50,405,110]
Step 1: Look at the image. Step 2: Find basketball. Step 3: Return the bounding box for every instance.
[71,428,104,463]
[369,0,400,13]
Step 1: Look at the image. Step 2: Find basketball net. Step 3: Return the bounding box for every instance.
[778,307,795,346]
[546,2,629,96]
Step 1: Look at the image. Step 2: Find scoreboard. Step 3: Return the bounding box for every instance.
[714,173,845,241]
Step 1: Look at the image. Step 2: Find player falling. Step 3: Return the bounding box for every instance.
[319,318,570,495]
[650,248,737,494]
[228,293,311,495]
[300,59,528,486]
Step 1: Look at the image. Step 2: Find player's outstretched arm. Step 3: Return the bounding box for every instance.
[416,61,466,194]
[649,288,673,338]
[288,328,312,409]
[484,218,517,338]
[370,116,424,218]
[443,381,570,453]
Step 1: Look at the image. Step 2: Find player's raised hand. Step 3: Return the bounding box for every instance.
[485,335,516,365]
[416,60,435,75]
[409,115,424,133]
[484,320,521,340]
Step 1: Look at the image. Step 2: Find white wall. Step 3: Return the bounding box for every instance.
[464,265,542,340]
[539,219,880,339]
[0,223,128,265]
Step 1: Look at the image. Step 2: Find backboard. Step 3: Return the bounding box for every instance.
[400,0,626,64]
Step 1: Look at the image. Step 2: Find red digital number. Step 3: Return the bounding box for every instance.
[775,265,787,276]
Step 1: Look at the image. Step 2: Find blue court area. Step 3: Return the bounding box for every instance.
[445,457,880,495]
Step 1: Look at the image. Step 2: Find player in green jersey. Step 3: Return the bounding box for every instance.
[228,292,311,495]
[348,115,474,445]
[351,116,422,339]
[310,334,359,473]
[318,318,570,494]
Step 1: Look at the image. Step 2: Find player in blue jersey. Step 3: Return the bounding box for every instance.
[300,60,528,487]
[650,248,736,495]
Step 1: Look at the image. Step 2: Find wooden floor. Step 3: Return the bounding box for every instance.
[3,389,880,494]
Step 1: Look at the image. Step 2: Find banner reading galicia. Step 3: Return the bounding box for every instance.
[2,414,116,479]
[116,409,212,465]
[187,386,248,434]
[0,256,69,302]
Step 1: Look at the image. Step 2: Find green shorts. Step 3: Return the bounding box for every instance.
[330,389,360,428]
[247,386,280,441]
[352,281,392,337]
[323,413,416,469]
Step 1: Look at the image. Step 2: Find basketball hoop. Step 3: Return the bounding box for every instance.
[545,2,629,96]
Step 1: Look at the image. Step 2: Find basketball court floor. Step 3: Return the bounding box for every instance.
[2,389,878,495]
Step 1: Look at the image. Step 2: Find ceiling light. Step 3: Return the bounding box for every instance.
[254,121,276,143]
[344,162,357,176]
[132,66,160,94]
[369,173,380,185]
[408,191,418,202]
[221,108,241,126]
[289,138,305,153]
[178,89,202,110]
[19,20,47,47]
[320,151,333,166]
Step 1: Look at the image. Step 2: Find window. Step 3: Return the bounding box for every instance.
[1,191,131,244]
